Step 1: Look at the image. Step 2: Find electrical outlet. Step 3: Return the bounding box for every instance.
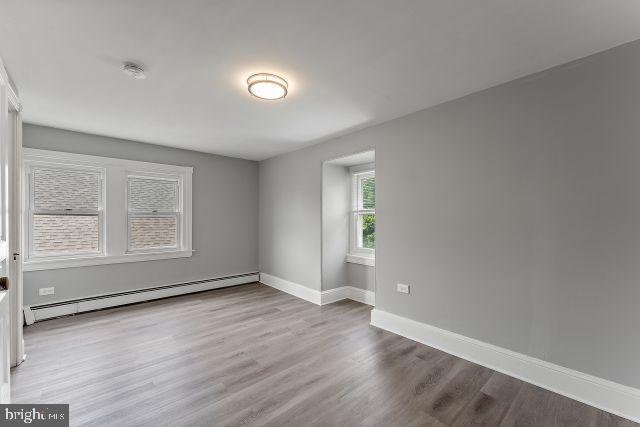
[39,287,55,296]
[397,283,410,294]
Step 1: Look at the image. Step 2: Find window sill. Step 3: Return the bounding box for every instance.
[22,250,193,271]
[346,253,375,267]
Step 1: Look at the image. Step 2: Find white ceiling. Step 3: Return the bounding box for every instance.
[1,1,640,160]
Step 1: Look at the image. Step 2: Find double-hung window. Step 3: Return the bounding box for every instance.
[348,170,375,265]
[127,175,180,252]
[28,165,104,258]
[23,149,192,270]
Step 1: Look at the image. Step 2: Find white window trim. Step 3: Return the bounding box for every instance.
[347,168,375,265]
[346,253,375,267]
[22,148,193,271]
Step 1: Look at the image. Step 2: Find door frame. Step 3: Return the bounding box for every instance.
[0,57,24,369]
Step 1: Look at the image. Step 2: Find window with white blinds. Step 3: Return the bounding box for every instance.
[351,170,375,254]
[23,149,193,271]
[29,166,104,257]
[127,176,180,251]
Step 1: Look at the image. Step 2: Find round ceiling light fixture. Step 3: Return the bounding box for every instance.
[122,62,146,80]
[247,73,288,100]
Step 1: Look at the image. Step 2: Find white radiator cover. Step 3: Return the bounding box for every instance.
[24,272,259,323]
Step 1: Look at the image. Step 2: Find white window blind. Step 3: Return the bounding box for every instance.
[358,175,375,211]
[23,149,193,271]
[30,167,103,256]
[127,176,180,251]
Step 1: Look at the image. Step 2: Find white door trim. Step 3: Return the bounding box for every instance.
[0,55,21,402]
[8,109,23,366]
[0,57,24,371]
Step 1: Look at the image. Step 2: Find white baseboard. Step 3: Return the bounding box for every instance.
[370,309,640,423]
[0,383,9,404]
[321,286,375,306]
[259,273,322,305]
[25,272,259,323]
[259,274,375,306]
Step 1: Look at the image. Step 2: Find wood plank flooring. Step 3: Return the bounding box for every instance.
[11,283,636,426]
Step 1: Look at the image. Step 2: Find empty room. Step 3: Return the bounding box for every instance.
[0,1,639,425]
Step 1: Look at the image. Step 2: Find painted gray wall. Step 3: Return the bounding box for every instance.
[259,40,640,389]
[346,263,374,291]
[23,124,259,305]
[321,163,350,291]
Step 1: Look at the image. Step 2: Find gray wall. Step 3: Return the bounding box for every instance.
[346,263,374,291]
[259,40,640,389]
[259,148,324,290]
[321,163,350,291]
[23,124,259,305]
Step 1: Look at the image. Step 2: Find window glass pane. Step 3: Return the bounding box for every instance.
[129,216,177,250]
[128,178,178,212]
[33,168,100,211]
[360,176,375,210]
[32,214,99,254]
[360,213,375,249]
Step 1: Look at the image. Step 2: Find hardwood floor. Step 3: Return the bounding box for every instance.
[11,283,636,426]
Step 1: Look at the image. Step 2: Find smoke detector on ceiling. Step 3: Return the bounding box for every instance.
[122,62,146,80]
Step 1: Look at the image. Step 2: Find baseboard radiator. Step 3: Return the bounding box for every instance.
[24,272,259,324]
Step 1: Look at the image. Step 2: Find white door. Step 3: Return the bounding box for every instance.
[0,57,22,403]
[0,64,11,403]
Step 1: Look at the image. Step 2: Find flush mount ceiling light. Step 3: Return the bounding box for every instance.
[247,73,288,100]
[122,62,146,80]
